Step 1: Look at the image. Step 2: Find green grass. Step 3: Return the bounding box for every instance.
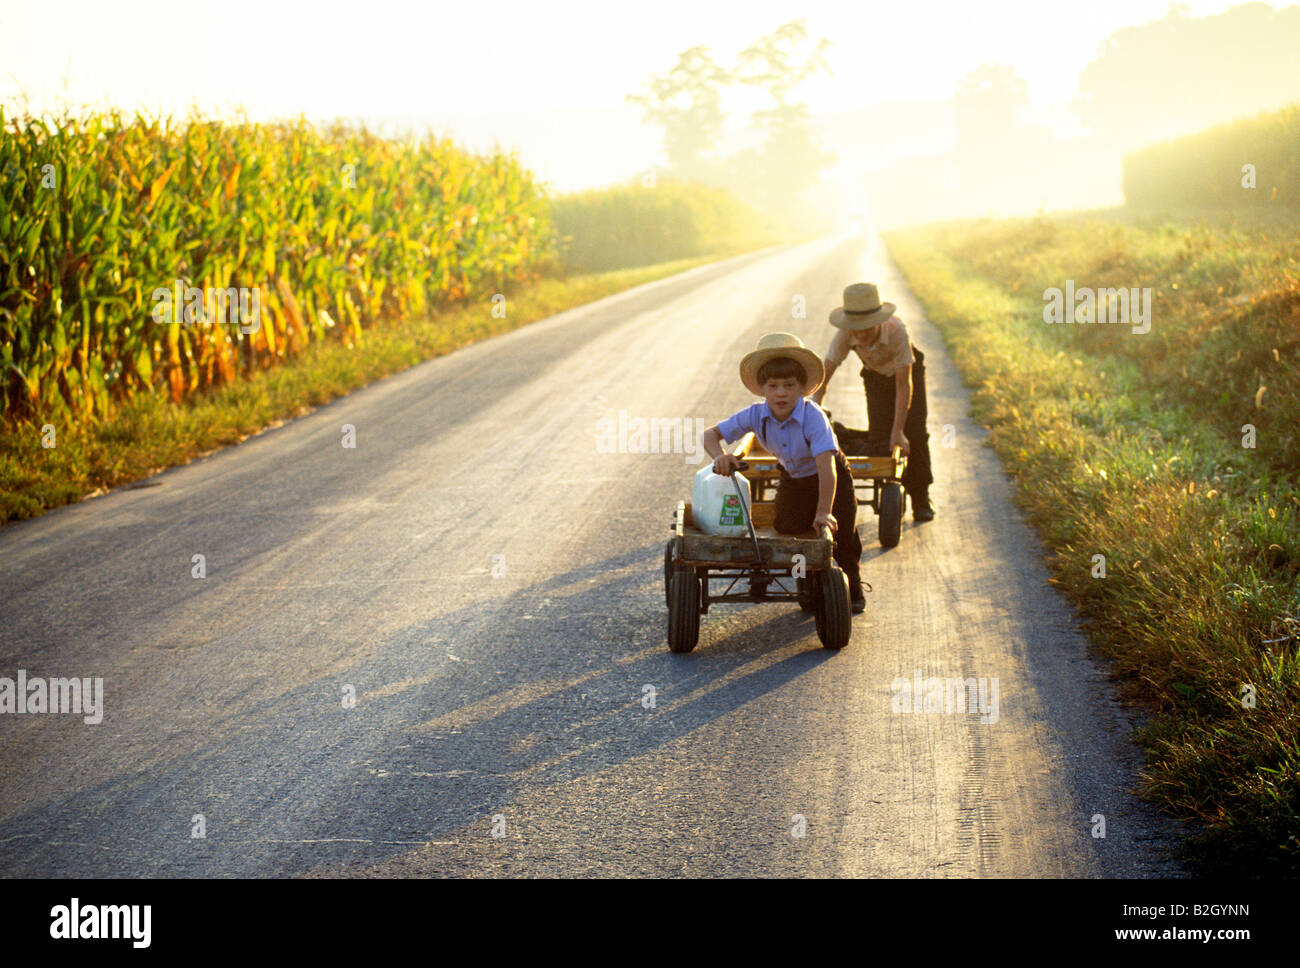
[0,249,769,522]
[885,209,1300,875]
[1122,103,1300,211]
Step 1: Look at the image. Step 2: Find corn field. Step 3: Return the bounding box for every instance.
[1122,104,1300,210]
[0,108,556,423]
[551,177,778,273]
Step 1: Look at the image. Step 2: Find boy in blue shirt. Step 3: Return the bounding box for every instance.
[700,333,865,614]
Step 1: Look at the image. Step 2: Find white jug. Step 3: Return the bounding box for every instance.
[692,464,752,537]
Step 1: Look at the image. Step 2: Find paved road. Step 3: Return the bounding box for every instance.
[0,235,1188,876]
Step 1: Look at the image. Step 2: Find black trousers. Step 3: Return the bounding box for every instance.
[773,451,862,589]
[861,345,933,493]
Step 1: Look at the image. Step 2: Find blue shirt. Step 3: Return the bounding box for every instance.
[717,397,838,479]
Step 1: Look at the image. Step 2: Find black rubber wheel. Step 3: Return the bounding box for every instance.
[878,481,902,548]
[814,566,852,650]
[663,541,675,607]
[667,568,701,653]
[797,576,815,612]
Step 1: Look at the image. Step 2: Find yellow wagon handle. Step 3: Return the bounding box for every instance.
[892,445,907,478]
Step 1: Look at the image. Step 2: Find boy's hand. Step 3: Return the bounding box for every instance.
[814,511,838,534]
[890,429,911,458]
[713,453,743,477]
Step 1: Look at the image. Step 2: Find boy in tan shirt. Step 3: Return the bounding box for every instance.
[811,283,934,521]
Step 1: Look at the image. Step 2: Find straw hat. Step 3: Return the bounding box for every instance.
[739,332,825,396]
[829,282,895,330]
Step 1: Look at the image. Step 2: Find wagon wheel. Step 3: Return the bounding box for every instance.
[667,567,701,653]
[814,565,852,650]
[797,576,815,612]
[663,541,675,607]
[878,481,902,548]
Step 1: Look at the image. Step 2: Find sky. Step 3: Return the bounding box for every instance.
[0,0,1291,199]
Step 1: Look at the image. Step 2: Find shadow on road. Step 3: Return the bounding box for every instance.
[0,541,838,877]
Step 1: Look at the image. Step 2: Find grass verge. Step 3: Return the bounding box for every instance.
[1,247,779,523]
[884,209,1300,875]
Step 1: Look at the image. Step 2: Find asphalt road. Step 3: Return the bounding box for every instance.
[0,234,1189,877]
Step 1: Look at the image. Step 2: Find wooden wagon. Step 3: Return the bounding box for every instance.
[663,433,855,653]
[735,428,909,548]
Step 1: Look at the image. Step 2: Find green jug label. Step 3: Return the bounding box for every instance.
[719,494,743,527]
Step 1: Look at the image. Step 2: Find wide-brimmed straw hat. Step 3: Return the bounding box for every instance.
[739,332,825,396]
[829,282,895,330]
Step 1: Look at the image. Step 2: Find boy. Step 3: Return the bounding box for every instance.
[811,283,934,521]
[700,332,865,614]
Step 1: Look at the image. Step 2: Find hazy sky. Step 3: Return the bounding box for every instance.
[0,0,1289,193]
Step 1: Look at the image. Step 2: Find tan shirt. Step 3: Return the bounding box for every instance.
[826,315,915,377]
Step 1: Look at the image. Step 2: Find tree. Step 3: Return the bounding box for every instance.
[626,21,837,232]
[1075,3,1300,138]
[735,20,833,111]
[625,46,731,181]
[731,21,836,217]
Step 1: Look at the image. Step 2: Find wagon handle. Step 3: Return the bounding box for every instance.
[892,445,908,477]
[729,467,764,564]
[820,525,834,543]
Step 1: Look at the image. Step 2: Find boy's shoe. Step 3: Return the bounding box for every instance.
[850,582,866,614]
[910,489,935,522]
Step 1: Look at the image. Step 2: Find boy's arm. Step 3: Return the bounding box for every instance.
[811,357,838,405]
[891,366,913,456]
[814,450,838,532]
[812,329,851,405]
[702,425,743,476]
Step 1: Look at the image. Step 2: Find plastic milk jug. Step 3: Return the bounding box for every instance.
[693,464,752,537]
